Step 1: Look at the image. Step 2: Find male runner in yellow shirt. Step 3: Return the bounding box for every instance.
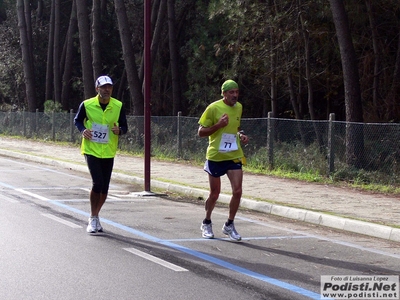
[198,79,249,241]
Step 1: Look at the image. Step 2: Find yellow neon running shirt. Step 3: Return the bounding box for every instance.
[81,96,122,158]
[198,99,244,162]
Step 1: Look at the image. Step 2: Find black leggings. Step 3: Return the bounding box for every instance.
[84,154,114,194]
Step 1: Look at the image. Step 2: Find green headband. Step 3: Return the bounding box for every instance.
[221,80,239,96]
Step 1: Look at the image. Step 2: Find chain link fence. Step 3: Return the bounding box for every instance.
[1,110,399,186]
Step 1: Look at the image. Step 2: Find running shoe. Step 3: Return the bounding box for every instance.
[200,222,214,239]
[222,223,242,241]
[86,217,98,233]
[97,218,103,232]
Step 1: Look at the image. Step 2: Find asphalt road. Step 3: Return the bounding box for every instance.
[1,156,399,300]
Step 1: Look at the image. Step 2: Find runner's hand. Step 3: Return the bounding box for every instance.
[82,129,92,140]
[111,123,120,135]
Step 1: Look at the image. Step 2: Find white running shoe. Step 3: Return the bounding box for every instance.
[200,222,214,239]
[97,218,103,232]
[87,217,98,233]
[222,223,242,241]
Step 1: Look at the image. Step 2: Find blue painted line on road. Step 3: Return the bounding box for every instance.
[160,240,322,299]
[0,170,321,300]
[48,200,165,243]
[0,181,18,189]
[166,235,311,242]
[48,199,321,299]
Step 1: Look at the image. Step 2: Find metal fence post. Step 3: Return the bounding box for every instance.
[267,112,274,169]
[328,113,335,175]
[52,110,56,141]
[35,109,39,138]
[177,111,182,158]
[23,110,26,137]
[70,109,74,142]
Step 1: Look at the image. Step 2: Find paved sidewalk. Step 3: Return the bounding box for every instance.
[0,136,399,242]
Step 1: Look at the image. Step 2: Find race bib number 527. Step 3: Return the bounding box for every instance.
[91,123,109,144]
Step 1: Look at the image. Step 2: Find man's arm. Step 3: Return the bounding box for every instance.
[198,124,221,137]
[198,113,229,137]
[118,104,128,135]
[74,102,87,133]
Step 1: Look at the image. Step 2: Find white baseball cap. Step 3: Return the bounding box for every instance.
[95,76,113,87]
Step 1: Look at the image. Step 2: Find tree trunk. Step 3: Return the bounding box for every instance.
[365,0,381,120]
[76,0,94,99]
[268,0,278,118]
[139,0,165,83]
[0,0,7,24]
[23,0,33,55]
[35,0,43,27]
[17,0,36,112]
[91,0,102,78]
[114,0,144,115]
[299,6,324,150]
[61,0,78,111]
[53,0,61,104]
[300,20,315,120]
[329,0,364,168]
[167,0,182,115]
[45,0,54,102]
[287,74,300,119]
[385,24,400,121]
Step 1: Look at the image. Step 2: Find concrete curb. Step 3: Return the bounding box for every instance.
[1,149,400,243]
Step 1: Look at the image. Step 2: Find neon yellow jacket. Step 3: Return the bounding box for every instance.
[81,96,122,158]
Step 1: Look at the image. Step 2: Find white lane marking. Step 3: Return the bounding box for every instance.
[123,248,188,272]
[10,184,400,260]
[52,199,89,202]
[1,195,19,203]
[16,188,49,201]
[51,198,147,203]
[236,215,400,259]
[41,213,82,229]
[79,188,120,200]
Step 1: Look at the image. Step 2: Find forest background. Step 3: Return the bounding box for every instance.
[0,0,399,124]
